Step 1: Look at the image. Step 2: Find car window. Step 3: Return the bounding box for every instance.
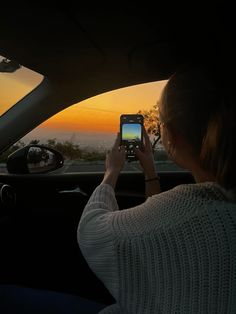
[0,80,186,174]
[21,81,186,173]
[0,55,43,117]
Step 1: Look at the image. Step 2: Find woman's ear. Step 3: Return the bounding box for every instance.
[164,124,189,163]
[165,123,187,148]
[165,126,177,159]
[164,124,177,147]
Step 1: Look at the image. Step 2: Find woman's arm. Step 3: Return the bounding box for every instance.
[101,133,126,188]
[135,128,161,197]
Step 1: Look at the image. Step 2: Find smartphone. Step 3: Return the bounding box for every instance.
[120,114,144,160]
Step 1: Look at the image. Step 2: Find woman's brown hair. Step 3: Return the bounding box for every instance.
[161,63,236,189]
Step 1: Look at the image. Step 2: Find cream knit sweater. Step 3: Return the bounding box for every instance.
[77,182,236,313]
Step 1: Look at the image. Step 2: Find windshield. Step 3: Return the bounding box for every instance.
[0,55,43,117]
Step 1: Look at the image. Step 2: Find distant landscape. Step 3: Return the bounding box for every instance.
[22,129,117,150]
[0,134,185,174]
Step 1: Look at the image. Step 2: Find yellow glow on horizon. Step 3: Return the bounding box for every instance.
[41,80,167,133]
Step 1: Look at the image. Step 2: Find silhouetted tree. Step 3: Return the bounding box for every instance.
[45,139,81,160]
[137,101,161,149]
[29,139,40,145]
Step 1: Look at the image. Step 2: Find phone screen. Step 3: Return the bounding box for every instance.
[120,114,143,160]
[121,123,142,142]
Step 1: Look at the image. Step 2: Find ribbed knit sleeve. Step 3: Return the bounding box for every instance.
[78,182,236,314]
[77,183,120,298]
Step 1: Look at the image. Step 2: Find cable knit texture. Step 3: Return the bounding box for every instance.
[77,182,236,313]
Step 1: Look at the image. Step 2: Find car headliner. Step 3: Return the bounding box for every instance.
[0,4,235,151]
[1,4,235,102]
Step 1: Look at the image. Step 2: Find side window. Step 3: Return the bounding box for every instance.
[1,81,185,173]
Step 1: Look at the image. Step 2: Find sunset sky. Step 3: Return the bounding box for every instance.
[41,80,167,134]
[0,59,167,146]
[0,59,43,116]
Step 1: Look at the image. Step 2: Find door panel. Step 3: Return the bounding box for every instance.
[0,171,194,304]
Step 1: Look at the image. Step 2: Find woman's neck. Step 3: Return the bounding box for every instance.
[191,164,216,183]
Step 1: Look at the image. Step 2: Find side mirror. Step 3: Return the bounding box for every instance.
[6,145,64,174]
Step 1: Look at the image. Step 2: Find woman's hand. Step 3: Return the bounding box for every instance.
[135,127,157,179]
[135,127,161,197]
[102,133,126,188]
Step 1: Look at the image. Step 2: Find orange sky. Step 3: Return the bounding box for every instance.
[41,80,167,133]
[0,59,167,134]
[0,65,43,116]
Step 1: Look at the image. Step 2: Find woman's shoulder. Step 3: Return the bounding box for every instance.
[113,182,236,238]
[147,182,231,219]
[167,181,228,202]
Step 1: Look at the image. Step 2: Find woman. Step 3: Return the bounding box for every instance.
[77,64,236,313]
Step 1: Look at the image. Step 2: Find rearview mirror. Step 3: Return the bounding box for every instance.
[6,145,64,174]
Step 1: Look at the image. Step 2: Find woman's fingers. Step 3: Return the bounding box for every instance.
[113,132,121,150]
[143,127,152,152]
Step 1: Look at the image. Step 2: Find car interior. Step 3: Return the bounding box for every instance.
[0,3,235,308]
